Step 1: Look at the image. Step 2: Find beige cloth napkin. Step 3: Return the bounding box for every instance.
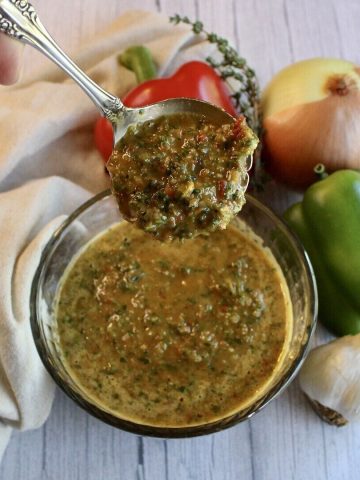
[0,10,214,460]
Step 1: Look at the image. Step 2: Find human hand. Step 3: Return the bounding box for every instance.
[0,34,24,85]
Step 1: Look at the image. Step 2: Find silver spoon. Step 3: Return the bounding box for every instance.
[0,0,236,148]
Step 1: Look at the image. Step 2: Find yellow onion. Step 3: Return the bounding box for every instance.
[261,58,360,188]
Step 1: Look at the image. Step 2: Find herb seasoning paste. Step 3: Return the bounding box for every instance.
[107,113,258,241]
[56,221,292,427]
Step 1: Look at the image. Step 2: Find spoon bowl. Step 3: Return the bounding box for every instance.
[112,97,235,145]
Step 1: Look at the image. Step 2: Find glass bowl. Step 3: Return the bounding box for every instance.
[30,190,317,438]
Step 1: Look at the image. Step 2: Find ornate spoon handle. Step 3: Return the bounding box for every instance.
[0,0,122,118]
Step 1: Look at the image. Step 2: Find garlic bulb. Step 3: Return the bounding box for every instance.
[261,58,360,189]
[299,334,360,425]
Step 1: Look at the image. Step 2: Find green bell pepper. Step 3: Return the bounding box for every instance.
[284,169,360,336]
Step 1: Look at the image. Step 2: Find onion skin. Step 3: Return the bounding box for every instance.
[306,397,348,427]
[261,58,360,189]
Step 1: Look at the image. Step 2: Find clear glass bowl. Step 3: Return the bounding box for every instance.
[30,190,317,438]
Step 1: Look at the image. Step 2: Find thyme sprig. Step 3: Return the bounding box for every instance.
[169,14,261,135]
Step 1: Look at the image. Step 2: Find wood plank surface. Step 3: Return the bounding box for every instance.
[1,0,360,479]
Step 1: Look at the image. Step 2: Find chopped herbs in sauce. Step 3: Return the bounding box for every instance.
[107,113,258,241]
[56,221,292,427]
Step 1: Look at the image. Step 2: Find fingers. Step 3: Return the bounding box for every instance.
[0,34,24,85]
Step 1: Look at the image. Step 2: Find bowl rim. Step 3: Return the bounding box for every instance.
[30,189,318,438]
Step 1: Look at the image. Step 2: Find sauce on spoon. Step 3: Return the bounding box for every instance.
[107,113,258,241]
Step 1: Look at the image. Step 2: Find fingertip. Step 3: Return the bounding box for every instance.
[0,36,24,85]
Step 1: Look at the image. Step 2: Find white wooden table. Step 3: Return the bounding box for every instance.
[1,0,360,479]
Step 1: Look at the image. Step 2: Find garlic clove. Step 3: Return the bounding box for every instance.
[299,334,360,425]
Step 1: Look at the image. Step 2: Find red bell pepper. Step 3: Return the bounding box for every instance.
[123,60,237,115]
[94,46,237,162]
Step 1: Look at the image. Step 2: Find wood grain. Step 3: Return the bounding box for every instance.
[1,0,360,479]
